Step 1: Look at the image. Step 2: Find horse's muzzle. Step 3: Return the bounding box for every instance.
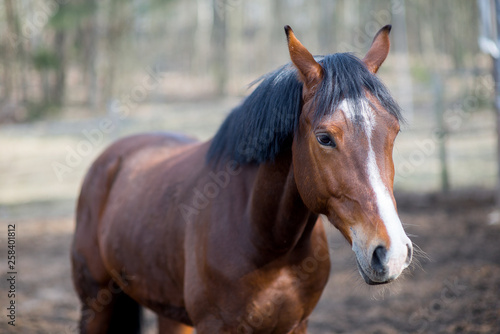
[356,242,413,285]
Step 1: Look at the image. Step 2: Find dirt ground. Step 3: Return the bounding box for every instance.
[0,191,499,334]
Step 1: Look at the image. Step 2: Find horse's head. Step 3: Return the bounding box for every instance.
[285,25,412,285]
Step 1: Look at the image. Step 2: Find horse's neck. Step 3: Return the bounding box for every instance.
[248,151,315,254]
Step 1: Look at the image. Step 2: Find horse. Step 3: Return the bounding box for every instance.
[71,25,413,333]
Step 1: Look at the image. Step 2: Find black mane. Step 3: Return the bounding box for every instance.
[206,53,402,165]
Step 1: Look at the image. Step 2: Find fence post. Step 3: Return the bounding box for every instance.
[494,0,500,206]
[433,73,450,192]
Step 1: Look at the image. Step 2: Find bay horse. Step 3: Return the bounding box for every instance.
[71,25,413,333]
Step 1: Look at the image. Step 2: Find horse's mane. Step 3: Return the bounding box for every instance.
[206,53,403,165]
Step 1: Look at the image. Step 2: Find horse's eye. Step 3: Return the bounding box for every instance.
[316,134,336,147]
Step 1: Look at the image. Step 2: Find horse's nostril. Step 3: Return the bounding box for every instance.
[405,243,413,266]
[371,245,388,274]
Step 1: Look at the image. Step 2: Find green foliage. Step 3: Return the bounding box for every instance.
[141,0,177,13]
[32,49,58,71]
[49,2,97,30]
[24,101,61,121]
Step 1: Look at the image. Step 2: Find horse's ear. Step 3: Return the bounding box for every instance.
[285,25,323,90]
[363,25,391,74]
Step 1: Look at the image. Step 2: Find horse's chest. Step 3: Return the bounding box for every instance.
[237,273,310,332]
[189,263,328,332]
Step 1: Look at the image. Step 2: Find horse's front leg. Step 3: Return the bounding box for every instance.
[290,320,308,333]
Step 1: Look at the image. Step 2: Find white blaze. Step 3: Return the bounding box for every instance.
[339,98,411,278]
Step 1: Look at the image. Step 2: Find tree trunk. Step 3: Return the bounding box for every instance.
[211,0,227,96]
[102,0,124,107]
[86,0,99,108]
[52,30,67,106]
[391,0,414,123]
[494,0,500,206]
[75,0,98,108]
[41,71,51,105]
[194,0,212,77]
[3,0,16,103]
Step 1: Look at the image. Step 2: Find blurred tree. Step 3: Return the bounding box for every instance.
[52,29,67,106]
[211,0,227,95]
[2,0,15,103]
[194,0,212,76]
[0,0,483,122]
[75,0,99,108]
[32,48,58,106]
